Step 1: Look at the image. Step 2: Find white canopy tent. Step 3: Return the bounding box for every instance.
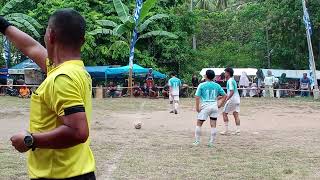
[262,69,320,80]
[200,68,258,77]
[200,68,320,80]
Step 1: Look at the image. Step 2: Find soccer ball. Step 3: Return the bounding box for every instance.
[134,121,142,129]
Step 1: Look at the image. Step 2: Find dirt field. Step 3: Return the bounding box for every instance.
[1,97,320,180]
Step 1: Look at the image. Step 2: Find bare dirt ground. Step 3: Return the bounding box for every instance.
[1,97,320,180]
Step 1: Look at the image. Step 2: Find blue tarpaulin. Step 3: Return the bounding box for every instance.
[0,68,8,79]
[105,64,166,79]
[10,59,40,69]
[106,64,147,75]
[85,64,166,79]
[85,66,110,80]
[8,59,40,74]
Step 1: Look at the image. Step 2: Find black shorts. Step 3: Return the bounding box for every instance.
[199,117,217,121]
[32,172,96,180]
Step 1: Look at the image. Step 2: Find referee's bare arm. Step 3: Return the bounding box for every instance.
[1,17,47,72]
[32,112,89,149]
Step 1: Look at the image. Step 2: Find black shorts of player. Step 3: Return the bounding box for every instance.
[199,117,217,121]
[31,172,96,180]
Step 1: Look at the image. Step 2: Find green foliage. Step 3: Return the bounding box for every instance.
[89,0,177,65]
[113,0,129,23]
[0,0,24,15]
[1,0,41,38]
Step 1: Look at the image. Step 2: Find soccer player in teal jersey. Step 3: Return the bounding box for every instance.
[168,72,182,114]
[221,67,241,135]
[194,70,227,147]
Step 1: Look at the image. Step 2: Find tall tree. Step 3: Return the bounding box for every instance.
[89,0,177,61]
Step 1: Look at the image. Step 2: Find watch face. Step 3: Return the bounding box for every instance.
[24,136,33,147]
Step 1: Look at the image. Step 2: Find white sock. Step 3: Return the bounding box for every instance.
[195,126,201,142]
[170,102,174,111]
[236,125,240,132]
[210,128,217,143]
[174,102,179,111]
[224,121,229,132]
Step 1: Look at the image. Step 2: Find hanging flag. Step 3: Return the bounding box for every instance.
[303,4,312,35]
[3,37,10,69]
[302,0,315,88]
[129,0,143,69]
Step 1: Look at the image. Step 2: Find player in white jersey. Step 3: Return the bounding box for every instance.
[193,70,227,147]
[221,67,241,135]
[168,72,182,114]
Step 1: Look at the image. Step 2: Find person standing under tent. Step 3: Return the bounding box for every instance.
[300,73,311,97]
[146,68,154,89]
[264,70,275,98]
[239,71,250,97]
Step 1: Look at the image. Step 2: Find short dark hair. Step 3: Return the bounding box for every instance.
[206,70,215,80]
[49,9,86,49]
[225,67,234,77]
[170,72,176,76]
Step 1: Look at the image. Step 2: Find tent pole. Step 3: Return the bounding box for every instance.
[128,68,133,97]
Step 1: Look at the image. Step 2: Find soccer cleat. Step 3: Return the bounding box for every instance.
[232,130,241,136]
[193,141,200,146]
[170,111,174,113]
[174,110,178,114]
[220,131,230,136]
[208,142,214,148]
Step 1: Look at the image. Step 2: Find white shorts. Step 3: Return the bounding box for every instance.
[169,95,179,102]
[197,104,218,120]
[223,100,240,113]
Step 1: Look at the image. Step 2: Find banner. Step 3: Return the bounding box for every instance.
[3,37,10,68]
[302,0,316,88]
[129,0,143,69]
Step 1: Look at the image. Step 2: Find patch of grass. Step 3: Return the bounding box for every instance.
[1,97,320,179]
[0,144,27,180]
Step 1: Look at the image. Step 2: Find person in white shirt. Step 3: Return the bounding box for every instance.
[249,83,259,97]
[264,70,275,98]
[239,71,250,97]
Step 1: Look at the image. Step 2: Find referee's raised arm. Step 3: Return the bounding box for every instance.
[0,17,47,72]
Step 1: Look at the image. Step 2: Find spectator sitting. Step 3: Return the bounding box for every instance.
[162,83,170,99]
[149,84,159,98]
[122,80,128,97]
[19,84,30,98]
[180,84,189,98]
[140,83,149,97]
[249,83,259,97]
[279,73,288,98]
[107,82,120,98]
[133,83,141,97]
[191,74,199,88]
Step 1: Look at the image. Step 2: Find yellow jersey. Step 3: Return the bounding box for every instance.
[28,60,95,179]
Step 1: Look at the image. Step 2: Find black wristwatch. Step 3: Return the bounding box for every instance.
[24,132,36,151]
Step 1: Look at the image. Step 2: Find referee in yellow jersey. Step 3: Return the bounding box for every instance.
[2,9,96,179]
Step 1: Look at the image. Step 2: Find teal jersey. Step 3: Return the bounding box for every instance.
[195,81,226,103]
[168,77,182,95]
[226,78,239,95]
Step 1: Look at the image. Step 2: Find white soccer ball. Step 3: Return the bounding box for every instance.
[134,121,142,129]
